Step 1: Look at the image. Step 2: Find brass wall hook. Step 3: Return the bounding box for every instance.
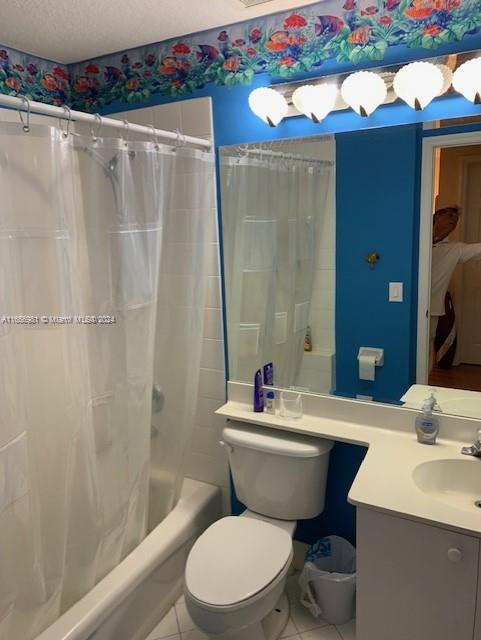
[365,252,380,269]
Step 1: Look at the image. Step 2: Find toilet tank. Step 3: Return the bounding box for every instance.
[222,423,334,520]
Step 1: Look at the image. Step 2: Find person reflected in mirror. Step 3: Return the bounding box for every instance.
[430,206,481,371]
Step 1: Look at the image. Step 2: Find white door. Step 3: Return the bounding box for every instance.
[459,160,481,364]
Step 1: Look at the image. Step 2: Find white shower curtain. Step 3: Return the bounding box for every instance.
[221,153,331,387]
[0,121,214,639]
[149,146,216,526]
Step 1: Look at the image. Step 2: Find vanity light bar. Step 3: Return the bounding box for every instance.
[248,50,480,126]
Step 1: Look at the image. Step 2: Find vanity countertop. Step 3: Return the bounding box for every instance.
[217,393,481,538]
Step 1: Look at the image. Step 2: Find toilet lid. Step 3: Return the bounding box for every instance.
[185,516,292,607]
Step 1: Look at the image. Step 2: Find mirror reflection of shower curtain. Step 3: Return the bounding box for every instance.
[222,154,331,388]
[0,122,214,640]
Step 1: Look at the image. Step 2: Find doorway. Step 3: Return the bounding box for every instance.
[418,130,481,392]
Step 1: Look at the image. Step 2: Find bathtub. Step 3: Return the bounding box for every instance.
[35,479,221,640]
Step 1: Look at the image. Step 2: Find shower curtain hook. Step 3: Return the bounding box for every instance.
[90,113,102,141]
[150,124,161,150]
[122,120,130,147]
[173,129,182,151]
[18,97,31,133]
[237,144,247,162]
[176,129,187,147]
[60,106,72,139]
[149,124,155,141]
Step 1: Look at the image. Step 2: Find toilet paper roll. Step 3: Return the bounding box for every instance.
[359,353,376,381]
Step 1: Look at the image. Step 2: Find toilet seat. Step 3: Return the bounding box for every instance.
[185,516,292,610]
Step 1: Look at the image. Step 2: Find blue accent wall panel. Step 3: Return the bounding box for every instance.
[335,124,422,403]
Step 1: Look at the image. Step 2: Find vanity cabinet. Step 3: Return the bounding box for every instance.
[357,507,480,640]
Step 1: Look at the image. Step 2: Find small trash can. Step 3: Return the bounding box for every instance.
[299,536,356,625]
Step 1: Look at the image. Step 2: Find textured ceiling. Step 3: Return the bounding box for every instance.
[0,0,322,63]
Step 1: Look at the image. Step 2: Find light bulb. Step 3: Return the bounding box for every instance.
[248,87,288,127]
[292,84,338,123]
[341,71,387,117]
[393,61,443,110]
[437,64,453,96]
[453,58,481,105]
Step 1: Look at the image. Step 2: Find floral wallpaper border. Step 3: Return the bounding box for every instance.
[0,46,70,106]
[68,0,481,111]
[1,0,481,111]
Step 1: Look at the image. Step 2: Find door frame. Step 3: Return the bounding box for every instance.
[458,156,481,363]
[417,129,481,383]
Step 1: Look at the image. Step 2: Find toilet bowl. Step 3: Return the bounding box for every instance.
[185,513,295,640]
[184,423,333,640]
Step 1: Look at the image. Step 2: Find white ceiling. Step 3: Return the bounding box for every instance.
[0,0,321,64]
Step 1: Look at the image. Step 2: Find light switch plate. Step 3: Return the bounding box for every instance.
[389,282,403,302]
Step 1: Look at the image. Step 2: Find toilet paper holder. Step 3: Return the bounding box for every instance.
[357,347,384,381]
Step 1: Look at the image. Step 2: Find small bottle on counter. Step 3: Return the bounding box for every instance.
[415,391,439,445]
[265,390,276,415]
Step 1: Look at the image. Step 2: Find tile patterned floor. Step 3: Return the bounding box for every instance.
[145,572,355,640]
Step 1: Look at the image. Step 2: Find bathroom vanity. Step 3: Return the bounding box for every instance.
[357,507,481,640]
[218,382,481,640]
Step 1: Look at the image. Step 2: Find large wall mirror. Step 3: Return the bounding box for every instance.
[219,119,481,421]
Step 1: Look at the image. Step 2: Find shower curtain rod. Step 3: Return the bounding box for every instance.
[0,93,211,149]
[234,147,332,165]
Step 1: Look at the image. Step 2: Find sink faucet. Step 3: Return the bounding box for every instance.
[462,429,481,457]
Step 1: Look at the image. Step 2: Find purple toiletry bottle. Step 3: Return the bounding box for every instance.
[253,369,264,412]
[263,362,274,386]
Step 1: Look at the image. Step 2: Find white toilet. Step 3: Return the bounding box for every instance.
[184,423,334,640]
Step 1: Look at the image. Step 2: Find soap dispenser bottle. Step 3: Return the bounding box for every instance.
[415,391,439,445]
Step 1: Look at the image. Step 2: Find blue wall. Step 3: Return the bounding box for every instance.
[335,124,422,403]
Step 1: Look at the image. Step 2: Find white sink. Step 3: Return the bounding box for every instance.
[413,459,481,512]
[401,385,481,419]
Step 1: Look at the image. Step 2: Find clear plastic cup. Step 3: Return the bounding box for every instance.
[279,391,303,419]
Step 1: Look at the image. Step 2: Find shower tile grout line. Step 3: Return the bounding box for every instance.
[149,575,355,639]
[173,603,180,637]
[172,598,183,639]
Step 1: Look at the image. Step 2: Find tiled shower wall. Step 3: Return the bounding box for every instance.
[111,98,230,513]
